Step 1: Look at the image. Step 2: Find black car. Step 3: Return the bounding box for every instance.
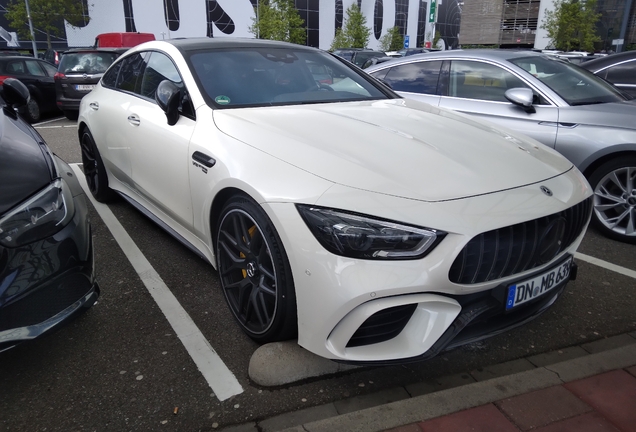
[333,48,387,68]
[0,56,60,123]
[54,48,127,120]
[0,78,99,352]
[581,51,636,98]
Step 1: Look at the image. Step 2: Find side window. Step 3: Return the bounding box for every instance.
[6,61,25,74]
[606,61,636,84]
[140,52,181,99]
[449,60,529,102]
[41,61,58,77]
[369,69,389,81]
[101,61,122,88]
[115,53,147,94]
[25,61,46,76]
[382,61,443,94]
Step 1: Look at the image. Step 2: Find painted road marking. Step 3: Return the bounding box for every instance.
[70,164,243,401]
[33,116,65,126]
[575,252,636,280]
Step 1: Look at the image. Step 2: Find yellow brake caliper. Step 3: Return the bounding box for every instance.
[241,225,257,278]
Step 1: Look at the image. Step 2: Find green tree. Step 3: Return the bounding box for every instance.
[329,4,371,50]
[379,27,403,51]
[5,0,88,49]
[541,0,601,51]
[250,0,306,45]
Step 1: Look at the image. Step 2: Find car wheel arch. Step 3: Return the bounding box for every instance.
[582,148,636,179]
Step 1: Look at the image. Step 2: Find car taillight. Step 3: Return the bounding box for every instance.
[0,75,11,85]
[54,72,66,80]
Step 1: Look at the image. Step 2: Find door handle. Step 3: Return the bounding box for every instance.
[89,102,99,110]
[127,114,140,126]
[192,151,216,168]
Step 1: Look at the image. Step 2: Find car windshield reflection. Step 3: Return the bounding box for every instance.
[187,48,390,108]
[509,56,627,106]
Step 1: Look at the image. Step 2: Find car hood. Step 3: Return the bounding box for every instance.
[559,99,636,129]
[0,114,52,215]
[213,99,573,202]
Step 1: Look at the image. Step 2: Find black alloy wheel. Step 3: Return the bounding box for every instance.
[80,129,115,202]
[216,196,297,343]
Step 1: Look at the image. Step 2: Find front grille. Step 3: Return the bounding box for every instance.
[346,304,417,348]
[449,197,592,284]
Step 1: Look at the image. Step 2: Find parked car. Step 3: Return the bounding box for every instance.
[367,50,636,243]
[78,38,591,364]
[43,48,64,66]
[581,50,636,98]
[54,48,127,120]
[333,48,387,68]
[0,56,60,122]
[0,78,99,352]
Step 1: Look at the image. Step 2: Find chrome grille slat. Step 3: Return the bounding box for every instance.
[449,197,592,285]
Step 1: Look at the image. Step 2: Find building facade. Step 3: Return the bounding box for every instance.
[0,0,633,52]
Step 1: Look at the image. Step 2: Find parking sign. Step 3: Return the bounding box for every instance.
[404,35,410,48]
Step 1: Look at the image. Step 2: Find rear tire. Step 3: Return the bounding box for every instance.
[588,156,636,244]
[25,96,41,123]
[80,129,116,203]
[215,195,297,343]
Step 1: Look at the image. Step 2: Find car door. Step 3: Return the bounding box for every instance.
[87,53,147,189]
[125,51,196,229]
[369,60,443,106]
[603,60,636,98]
[29,60,57,112]
[438,59,560,148]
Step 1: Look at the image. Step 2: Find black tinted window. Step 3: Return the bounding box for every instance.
[116,53,147,93]
[606,61,636,84]
[383,61,442,94]
[141,52,181,99]
[102,61,121,87]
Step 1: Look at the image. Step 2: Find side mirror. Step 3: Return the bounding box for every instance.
[505,87,536,113]
[3,78,29,107]
[155,80,181,126]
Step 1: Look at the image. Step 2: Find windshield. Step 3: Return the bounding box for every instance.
[188,48,390,108]
[59,52,120,74]
[509,56,627,106]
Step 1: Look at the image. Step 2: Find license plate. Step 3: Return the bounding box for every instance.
[506,256,572,310]
[75,84,95,91]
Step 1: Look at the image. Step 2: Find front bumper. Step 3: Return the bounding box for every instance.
[264,167,592,363]
[0,160,99,352]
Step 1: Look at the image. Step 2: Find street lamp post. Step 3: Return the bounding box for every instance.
[24,0,38,58]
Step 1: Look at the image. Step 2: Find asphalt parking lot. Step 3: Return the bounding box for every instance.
[1,117,635,431]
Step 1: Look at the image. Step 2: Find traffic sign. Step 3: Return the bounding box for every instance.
[404,35,410,48]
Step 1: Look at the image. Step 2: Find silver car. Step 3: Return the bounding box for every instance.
[366,50,636,244]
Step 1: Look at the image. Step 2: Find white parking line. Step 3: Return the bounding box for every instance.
[32,116,65,126]
[70,164,244,401]
[575,252,636,280]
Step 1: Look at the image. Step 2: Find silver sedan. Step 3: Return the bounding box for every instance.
[366,50,636,244]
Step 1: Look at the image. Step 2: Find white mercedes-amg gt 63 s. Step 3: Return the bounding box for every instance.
[78,38,592,364]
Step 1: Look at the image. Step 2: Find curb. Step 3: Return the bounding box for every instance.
[222,333,636,431]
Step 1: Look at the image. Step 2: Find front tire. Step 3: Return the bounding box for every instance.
[80,129,115,202]
[588,156,636,244]
[216,195,297,343]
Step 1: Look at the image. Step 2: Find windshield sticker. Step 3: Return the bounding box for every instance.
[215,95,231,105]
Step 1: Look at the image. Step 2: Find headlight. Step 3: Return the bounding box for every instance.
[296,205,445,260]
[0,179,75,248]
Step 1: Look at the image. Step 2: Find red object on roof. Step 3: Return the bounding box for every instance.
[94,32,155,48]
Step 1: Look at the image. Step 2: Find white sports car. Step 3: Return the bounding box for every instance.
[78,38,592,363]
